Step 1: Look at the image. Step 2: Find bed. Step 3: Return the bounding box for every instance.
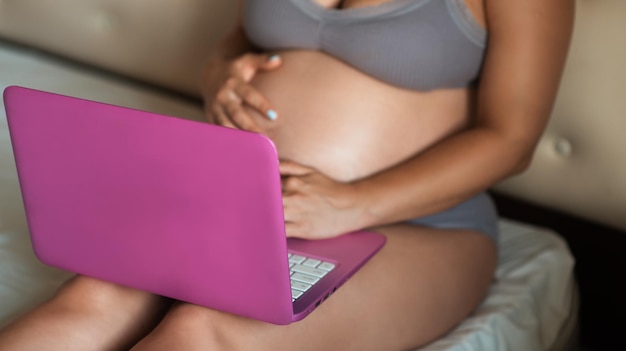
[1,1,624,350]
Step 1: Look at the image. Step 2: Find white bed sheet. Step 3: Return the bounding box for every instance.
[0,42,576,350]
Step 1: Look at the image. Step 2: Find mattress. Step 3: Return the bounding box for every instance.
[0,42,576,350]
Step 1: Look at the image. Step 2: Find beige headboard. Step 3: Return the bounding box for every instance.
[1,0,624,231]
[0,0,238,95]
[495,0,626,231]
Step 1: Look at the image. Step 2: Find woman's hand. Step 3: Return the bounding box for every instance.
[280,160,368,239]
[201,53,282,133]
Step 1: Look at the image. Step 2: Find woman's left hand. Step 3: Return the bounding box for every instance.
[280,160,367,239]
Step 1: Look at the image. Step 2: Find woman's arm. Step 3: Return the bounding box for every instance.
[354,0,576,227]
[280,0,575,238]
[199,25,255,97]
[199,0,255,94]
[200,1,281,131]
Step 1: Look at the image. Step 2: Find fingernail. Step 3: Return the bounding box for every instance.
[267,109,278,121]
[268,54,280,62]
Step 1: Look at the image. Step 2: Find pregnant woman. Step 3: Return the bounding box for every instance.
[0,0,574,350]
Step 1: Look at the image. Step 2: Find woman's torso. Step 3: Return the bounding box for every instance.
[242,0,487,182]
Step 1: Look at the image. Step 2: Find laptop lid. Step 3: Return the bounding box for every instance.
[4,86,386,325]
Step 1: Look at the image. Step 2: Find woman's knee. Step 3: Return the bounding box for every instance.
[133,303,247,350]
[51,276,163,316]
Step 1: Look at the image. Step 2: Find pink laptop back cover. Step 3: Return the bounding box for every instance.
[6,86,387,324]
[5,86,295,324]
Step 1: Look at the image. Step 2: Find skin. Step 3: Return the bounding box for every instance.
[0,0,574,350]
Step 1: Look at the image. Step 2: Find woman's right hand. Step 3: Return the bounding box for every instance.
[202,53,282,133]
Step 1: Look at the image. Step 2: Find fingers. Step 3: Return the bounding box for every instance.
[279,161,315,176]
[284,222,311,239]
[261,54,282,70]
[222,92,263,133]
[231,79,277,121]
[210,103,237,129]
[282,195,298,222]
[204,52,282,132]
[212,79,277,132]
[282,196,312,239]
[280,162,316,194]
[231,53,280,119]
[281,176,308,196]
[213,81,262,132]
[234,53,282,82]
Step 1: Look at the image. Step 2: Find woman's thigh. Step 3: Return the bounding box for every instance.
[131,224,497,351]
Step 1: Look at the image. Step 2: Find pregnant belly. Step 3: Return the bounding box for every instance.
[246,51,470,182]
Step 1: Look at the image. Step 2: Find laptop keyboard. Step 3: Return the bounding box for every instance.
[288,252,336,302]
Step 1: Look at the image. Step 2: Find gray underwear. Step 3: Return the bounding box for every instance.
[408,192,499,243]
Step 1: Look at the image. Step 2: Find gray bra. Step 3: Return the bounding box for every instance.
[243,0,487,91]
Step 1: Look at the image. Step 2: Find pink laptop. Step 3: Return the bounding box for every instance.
[4,86,385,325]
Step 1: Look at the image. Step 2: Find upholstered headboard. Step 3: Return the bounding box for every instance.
[0,0,624,231]
[0,0,238,95]
[496,0,626,231]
